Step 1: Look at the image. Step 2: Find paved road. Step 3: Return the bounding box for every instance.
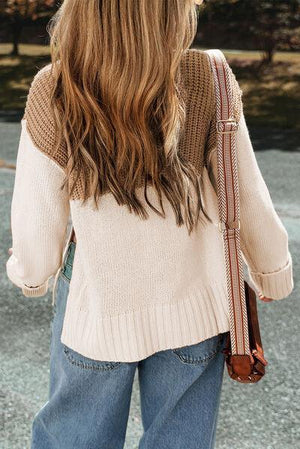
[0,122,299,449]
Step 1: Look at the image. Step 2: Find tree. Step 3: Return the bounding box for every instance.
[199,0,300,63]
[250,1,300,63]
[0,0,57,56]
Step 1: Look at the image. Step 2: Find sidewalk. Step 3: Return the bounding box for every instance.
[0,122,299,449]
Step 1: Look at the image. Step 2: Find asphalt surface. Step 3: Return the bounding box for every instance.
[0,122,299,449]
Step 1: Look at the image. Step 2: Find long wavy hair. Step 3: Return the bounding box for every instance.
[48,0,210,235]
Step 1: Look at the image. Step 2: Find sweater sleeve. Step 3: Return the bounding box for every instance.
[207,112,294,300]
[6,119,70,297]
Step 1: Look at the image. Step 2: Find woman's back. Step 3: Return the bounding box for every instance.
[6,49,293,362]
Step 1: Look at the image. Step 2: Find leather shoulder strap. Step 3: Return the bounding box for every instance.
[204,49,250,355]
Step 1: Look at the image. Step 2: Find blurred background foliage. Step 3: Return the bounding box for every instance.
[0,0,299,131]
[199,0,300,62]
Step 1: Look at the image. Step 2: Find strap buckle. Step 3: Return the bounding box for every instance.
[218,220,240,232]
[216,119,239,134]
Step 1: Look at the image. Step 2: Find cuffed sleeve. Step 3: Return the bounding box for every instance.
[6,119,70,298]
[207,112,294,300]
[248,252,293,300]
[22,281,49,298]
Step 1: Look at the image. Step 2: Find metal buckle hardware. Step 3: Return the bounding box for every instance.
[216,119,239,134]
[218,220,240,232]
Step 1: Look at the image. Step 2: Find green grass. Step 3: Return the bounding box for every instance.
[1,44,300,130]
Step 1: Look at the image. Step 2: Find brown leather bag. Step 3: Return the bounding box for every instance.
[223,280,268,383]
[205,49,268,383]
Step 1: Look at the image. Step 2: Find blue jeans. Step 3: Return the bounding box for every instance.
[31,241,229,449]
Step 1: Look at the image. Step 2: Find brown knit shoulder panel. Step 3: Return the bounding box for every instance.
[178,49,215,175]
[178,49,243,172]
[23,63,68,171]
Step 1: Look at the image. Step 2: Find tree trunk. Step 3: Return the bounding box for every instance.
[261,36,276,64]
[265,48,274,63]
[10,20,23,56]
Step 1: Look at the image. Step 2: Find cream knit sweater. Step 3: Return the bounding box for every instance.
[6,49,294,362]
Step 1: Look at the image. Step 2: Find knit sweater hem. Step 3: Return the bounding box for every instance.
[60,281,230,363]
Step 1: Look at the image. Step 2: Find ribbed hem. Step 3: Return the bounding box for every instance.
[60,283,231,363]
[22,280,49,297]
[249,252,294,300]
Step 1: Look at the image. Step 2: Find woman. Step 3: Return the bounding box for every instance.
[6,1,294,448]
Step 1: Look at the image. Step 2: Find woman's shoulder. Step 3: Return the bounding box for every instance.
[181,48,242,101]
[182,48,211,63]
[180,48,213,86]
[22,62,67,170]
[191,48,243,121]
[25,62,57,105]
[23,62,56,132]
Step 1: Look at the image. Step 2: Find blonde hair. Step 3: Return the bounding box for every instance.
[48,0,210,234]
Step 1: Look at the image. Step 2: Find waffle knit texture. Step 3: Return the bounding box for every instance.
[6,49,294,362]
